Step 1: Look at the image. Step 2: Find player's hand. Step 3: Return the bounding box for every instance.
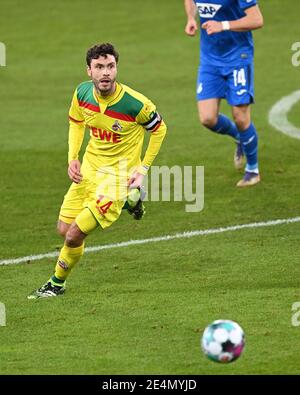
[128,172,144,189]
[185,19,198,36]
[68,160,83,184]
[202,21,223,35]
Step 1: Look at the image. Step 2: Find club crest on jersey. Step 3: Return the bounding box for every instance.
[112,120,122,132]
[196,2,222,18]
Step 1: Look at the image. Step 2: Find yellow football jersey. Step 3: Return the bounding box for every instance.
[60,80,166,226]
[68,81,166,176]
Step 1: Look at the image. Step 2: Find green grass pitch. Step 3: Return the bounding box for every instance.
[1,0,300,374]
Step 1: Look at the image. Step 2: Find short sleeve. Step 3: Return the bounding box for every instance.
[238,0,257,10]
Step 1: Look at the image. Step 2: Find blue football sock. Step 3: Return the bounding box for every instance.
[239,123,259,173]
[210,114,240,140]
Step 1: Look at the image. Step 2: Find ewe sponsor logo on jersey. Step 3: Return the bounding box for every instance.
[196,3,222,18]
[88,125,122,143]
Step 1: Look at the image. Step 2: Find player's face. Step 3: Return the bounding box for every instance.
[87,55,117,96]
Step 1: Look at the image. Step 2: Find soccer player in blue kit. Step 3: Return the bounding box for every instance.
[184,0,264,186]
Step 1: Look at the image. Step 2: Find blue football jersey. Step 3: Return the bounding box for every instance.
[194,0,257,66]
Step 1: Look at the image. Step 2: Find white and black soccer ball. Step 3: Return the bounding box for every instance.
[201,319,245,363]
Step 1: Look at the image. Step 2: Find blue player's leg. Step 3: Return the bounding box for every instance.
[197,65,244,169]
[197,99,245,170]
[232,105,260,187]
[227,64,260,187]
[198,99,240,139]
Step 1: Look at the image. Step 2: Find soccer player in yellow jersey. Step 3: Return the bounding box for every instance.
[28,43,167,299]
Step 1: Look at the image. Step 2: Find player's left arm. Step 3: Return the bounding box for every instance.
[202,5,264,35]
[128,101,167,189]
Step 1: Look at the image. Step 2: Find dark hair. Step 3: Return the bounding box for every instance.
[86,43,119,67]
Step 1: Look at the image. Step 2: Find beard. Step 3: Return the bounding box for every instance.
[93,78,116,96]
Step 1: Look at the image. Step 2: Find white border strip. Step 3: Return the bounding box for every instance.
[1,216,300,267]
[269,90,300,140]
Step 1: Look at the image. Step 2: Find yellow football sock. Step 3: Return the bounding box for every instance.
[54,243,84,281]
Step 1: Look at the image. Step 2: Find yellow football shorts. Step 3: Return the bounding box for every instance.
[59,162,127,232]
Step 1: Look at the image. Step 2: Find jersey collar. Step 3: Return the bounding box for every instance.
[94,82,123,107]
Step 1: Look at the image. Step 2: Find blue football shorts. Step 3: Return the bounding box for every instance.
[196,63,254,105]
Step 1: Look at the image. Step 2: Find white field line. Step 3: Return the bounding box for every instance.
[268,90,300,140]
[1,216,300,266]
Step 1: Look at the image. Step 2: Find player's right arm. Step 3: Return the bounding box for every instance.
[68,90,85,184]
[184,0,198,36]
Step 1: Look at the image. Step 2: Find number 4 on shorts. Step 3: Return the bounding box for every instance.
[96,195,113,215]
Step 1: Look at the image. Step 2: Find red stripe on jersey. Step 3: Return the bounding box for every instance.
[69,115,84,123]
[78,100,100,113]
[105,109,135,122]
